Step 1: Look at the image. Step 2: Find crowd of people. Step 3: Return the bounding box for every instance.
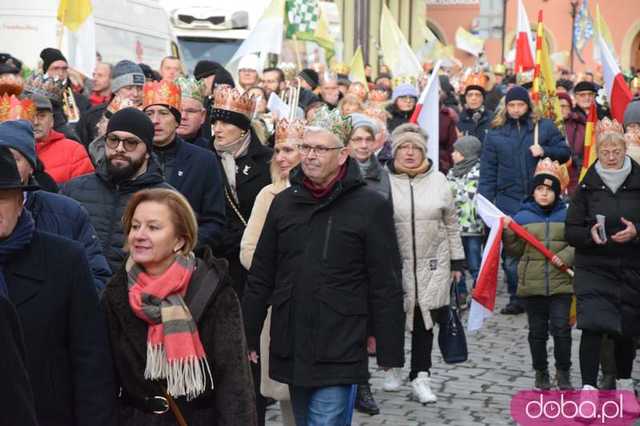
[1,46,640,425]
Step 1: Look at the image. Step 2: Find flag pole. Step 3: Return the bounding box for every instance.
[292,35,303,70]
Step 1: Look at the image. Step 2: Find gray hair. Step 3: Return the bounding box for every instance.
[596,131,626,151]
[304,126,343,147]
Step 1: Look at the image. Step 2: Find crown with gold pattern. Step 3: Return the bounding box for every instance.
[23,73,64,103]
[176,76,206,104]
[464,72,489,93]
[331,63,350,76]
[307,104,352,143]
[363,106,390,125]
[392,75,417,89]
[366,88,389,104]
[212,86,255,118]
[0,73,24,97]
[347,82,368,101]
[596,117,625,137]
[0,94,36,123]
[275,118,306,145]
[143,80,181,111]
[534,157,569,191]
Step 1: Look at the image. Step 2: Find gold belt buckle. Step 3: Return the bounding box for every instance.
[151,395,170,414]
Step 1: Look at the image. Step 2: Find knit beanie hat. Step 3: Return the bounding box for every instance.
[106,107,154,151]
[299,68,320,90]
[531,173,561,199]
[194,60,223,80]
[391,83,419,102]
[349,112,379,135]
[624,100,640,128]
[505,85,530,105]
[111,60,145,93]
[453,135,482,160]
[0,120,37,168]
[391,123,428,157]
[40,48,67,73]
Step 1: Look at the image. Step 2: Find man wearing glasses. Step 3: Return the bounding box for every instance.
[62,108,171,273]
[243,106,405,425]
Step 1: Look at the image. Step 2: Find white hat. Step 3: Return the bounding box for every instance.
[238,54,260,72]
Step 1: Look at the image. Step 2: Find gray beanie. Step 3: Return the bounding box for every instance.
[111,60,145,93]
[349,113,379,135]
[453,135,482,160]
[391,83,419,102]
[624,100,640,129]
[391,123,428,157]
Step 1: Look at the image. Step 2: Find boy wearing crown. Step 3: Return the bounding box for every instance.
[502,158,575,391]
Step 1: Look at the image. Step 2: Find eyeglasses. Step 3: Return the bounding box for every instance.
[297,144,343,156]
[105,134,143,152]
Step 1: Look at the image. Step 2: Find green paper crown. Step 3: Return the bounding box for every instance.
[307,105,352,143]
[176,76,206,104]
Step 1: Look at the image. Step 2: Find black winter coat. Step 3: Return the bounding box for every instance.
[0,296,38,426]
[213,134,272,296]
[104,251,257,426]
[5,231,117,426]
[243,158,405,387]
[76,103,107,147]
[566,160,640,336]
[457,107,494,142]
[61,160,171,274]
[386,104,413,134]
[26,190,112,291]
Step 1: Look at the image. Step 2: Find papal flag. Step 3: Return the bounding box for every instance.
[57,0,95,77]
[455,27,484,57]
[380,4,421,79]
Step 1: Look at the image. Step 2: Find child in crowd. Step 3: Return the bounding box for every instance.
[503,158,574,390]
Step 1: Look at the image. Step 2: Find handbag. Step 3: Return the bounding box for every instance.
[437,281,468,364]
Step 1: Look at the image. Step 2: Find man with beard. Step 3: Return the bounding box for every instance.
[61,107,170,273]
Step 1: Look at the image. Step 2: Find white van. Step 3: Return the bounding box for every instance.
[0,0,178,71]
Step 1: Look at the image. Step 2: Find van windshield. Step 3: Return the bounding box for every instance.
[178,37,242,75]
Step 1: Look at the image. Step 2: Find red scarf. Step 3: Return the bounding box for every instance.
[127,253,213,399]
[89,92,110,107]
[303,163,347,199]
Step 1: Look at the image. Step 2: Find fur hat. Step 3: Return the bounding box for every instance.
[391,123,428,157]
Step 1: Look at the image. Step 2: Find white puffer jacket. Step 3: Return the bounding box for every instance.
[390,165,465,331]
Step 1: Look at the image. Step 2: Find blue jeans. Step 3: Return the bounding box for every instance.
[290,385,354,426]
[502,252,520,305]
[456,236,483,296]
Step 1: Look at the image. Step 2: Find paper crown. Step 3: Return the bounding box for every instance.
[363,106,390,125]
[625,129,640,146]
[212,86,255,118]
[143,80,181,110]
[534,158,569,191]
[331,63,350,76]
[175,77,205,104]
[631,77,640,90]
[392,75,417,89]
[347,82,368,101]
[23,73,64,103]
[0,94,36,122]
[275,118,306,144]
[278,62,298,81]
[464,73,489,92]
[596,117,625,136]
[366,88,389,104]
[492,64,506,75]
[0,73,24,97]
[307,105,352,143]
[106,96,138,114]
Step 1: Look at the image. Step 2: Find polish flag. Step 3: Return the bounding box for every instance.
[468,194,505,331]
[597,35,632,123]
[514,0,535,74]
[409,60,441,168]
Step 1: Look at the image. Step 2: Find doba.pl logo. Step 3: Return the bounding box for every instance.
[511,390,640,425]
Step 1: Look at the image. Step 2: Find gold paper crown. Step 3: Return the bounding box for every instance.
[275,118,306,144]
[0,74,24,96]
[143,80,181,111]
[331,63,350,76]
[596,117,625,137]
[107,96,138,114]
[212,86,255,118]
[347,82,368,101]
[23,73,64,103]
[278,62,298,82]
[0,94,36,122]
[307,105,352,143]
[392,76,417,89]
[492,64,506,75]
[367,88,389,104]
[534,158,569,191]
[464,73,489,91]
[175,77,205,104]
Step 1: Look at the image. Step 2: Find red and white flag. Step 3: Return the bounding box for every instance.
[409,60,441,168]
[468,194,506,331]
[514,0,535,74]
[597,35,632,123]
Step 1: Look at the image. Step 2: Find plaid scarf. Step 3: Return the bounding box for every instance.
[127,253,213,399]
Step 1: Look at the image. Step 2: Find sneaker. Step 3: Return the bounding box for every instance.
[556,369,573,390]
[355,383,380,415]
[535,369,552,391]
[382,368,402,392]
[578,385,599,419]
[411,372,437,404]
[500,303,525,315]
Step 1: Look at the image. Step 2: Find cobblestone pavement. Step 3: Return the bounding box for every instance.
[265,288,640,426]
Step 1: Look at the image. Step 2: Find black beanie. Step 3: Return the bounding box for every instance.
[212,68,235,89]
[40,48,67,73]
[532,173,561,198]
[194,60,223,80]
[505,85,530,105]
[106,107,155,150]
[299,68,320,90]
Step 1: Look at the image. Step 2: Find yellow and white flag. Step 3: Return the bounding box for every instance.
[455,27,484,57]
[348,46,368,90]
[57,0,95,77]
[380,4,421,78]
[593,3,615,62]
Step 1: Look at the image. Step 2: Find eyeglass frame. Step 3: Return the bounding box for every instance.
[105,134,144,152]
[297,143,344,156]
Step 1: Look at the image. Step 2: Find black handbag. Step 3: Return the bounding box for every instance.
[437,281,468,364]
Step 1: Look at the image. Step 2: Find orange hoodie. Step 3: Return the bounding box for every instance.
[36,130,95,184]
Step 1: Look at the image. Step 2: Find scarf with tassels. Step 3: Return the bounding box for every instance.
[127,253,213,400]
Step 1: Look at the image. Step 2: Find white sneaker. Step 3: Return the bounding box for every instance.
[578,385,599,419]
[382,368,402,392]
[411,372,437,404]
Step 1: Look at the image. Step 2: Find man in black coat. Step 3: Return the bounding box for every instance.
[143,80,226,249]
[62,108,171,273]
[243,111,405,424]
[0,146,116,426]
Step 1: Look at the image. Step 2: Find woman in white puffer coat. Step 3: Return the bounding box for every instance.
[384,123,466,404]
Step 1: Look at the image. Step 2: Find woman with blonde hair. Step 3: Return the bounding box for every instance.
[104,188,257,425]
[239,118,304,426]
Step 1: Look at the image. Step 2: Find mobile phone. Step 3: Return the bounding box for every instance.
[596,214,607,243]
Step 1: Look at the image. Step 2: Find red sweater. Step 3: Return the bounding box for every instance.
[36,130,95,184]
